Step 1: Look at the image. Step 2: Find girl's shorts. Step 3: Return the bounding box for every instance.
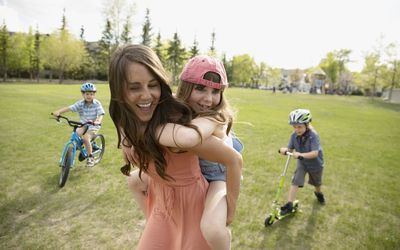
[200,160,226,182]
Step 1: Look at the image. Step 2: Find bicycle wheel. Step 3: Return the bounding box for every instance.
[91,134,105,164]
[59,145,73,187]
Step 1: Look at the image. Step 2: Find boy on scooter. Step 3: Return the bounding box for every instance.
[278,109,325,216]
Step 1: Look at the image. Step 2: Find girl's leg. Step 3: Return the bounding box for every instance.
[127,169,149,214]
[200,181,231,250]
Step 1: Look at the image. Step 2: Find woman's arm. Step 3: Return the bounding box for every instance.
[156,117,224,148]
[191,136,243,225]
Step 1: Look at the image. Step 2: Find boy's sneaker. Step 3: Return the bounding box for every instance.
[87,157,95,167]
[78,152,86,162]
[280,202,293,216]
[314,191,325,204]
[92,142,100,152]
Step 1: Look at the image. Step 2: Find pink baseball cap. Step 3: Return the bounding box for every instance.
[180,55,229,89]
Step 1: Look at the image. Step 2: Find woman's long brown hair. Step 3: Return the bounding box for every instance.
[108,44,198,180]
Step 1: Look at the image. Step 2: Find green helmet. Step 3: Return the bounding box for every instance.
[289,109,312,125]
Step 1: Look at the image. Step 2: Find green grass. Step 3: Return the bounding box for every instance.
[0,84,399,249]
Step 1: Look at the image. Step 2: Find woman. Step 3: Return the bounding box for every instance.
[109,44,242,249]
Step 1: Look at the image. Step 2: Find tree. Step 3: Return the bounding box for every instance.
[103,0,136,47]
[230,54,257,87]
[41,29,86,83]
[80,25,85,41]
[33,27,41,82]
[61,8,67,31]
[8,32,29,79]
[98,19,114,80]
[120,17,132,44]
[0,21,9,82]
[319,52,339,91]
[153,32,166,65]
[335,49,352,92]
[141,8,152,46]
[209,31,216,57]
[25,27,35,79]
[189,37,200,58]
[361,52,381,97]
[167,32,186,84]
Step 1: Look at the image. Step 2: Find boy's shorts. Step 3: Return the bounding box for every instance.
[291,163,323,187]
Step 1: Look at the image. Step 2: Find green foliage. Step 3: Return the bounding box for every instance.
[153,32,167,66]
[0,85,399,249]
[167,32,187,84]
[208,31,216,57]
[189,38,200,58]
[231,54,258,86]
[41,30,86,83]
[7,32,29,76]
[0,21,9,81]
[141,8,152,47]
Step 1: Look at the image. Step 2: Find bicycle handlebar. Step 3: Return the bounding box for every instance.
[50,113,99,127]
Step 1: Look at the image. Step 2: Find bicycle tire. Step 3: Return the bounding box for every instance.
[59,145,73,187]
[91,134,105,165]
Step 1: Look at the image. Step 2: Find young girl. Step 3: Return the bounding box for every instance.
[109,45,242,249]
[126,55,243,249]
[279,109,325,216]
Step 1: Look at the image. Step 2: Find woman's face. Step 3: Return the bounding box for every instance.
[187,84,221,113]
[124,62,161,123]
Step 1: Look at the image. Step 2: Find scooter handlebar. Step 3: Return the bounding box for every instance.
[278,149,293,156]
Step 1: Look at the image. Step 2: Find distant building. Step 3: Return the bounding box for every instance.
[382,88,400,103]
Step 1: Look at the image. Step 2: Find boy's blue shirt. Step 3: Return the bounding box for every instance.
[288,128,324,169]
[69,99,105,129]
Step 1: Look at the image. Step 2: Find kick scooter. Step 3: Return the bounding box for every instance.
[264,151,299,226]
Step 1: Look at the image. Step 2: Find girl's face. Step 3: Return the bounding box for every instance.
[82,91,95,103]
[187,84,222,113]
[124,62,161,123]
[293,124,307,136]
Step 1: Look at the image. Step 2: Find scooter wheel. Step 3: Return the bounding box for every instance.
[264,215,274,226]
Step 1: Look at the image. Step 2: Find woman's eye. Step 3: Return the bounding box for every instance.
[149,82,160,88]
[212,89,221,95]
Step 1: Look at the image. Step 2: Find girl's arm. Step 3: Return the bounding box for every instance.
[191,136,243,225]
[156,117,224,148]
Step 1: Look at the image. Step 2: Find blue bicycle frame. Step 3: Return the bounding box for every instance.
[59,129,87,168]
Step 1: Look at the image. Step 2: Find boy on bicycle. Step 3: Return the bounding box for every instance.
[53,82,105,167]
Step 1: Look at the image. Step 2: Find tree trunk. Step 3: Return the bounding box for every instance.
[388,61,397,102]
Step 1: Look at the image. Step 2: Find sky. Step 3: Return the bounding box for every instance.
[1,0,400,71]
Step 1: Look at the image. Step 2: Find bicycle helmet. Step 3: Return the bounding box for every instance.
[80,82,97,92]
[289,109,312,125]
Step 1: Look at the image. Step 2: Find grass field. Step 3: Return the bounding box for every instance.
[0,84,399,249]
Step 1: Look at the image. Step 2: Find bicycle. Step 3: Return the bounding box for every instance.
[51,114,105,187]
